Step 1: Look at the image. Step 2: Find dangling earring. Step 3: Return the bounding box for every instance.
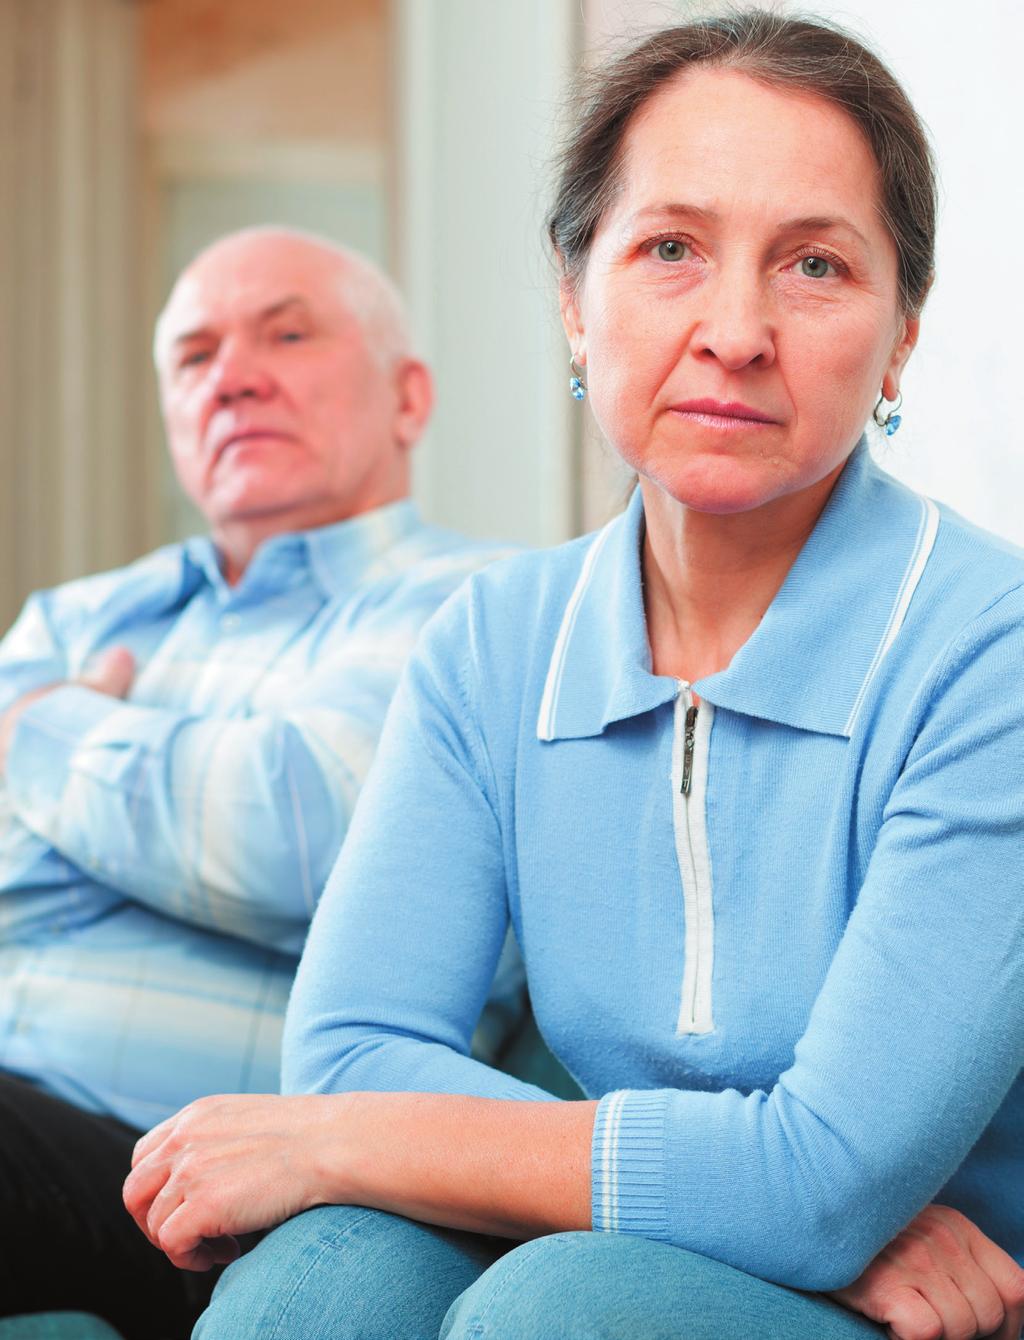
[569,356,587,402]
[873,388,903,436]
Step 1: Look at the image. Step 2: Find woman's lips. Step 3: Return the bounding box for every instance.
[669,399,778,429]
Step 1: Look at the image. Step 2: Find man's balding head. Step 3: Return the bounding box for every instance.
[155,228,432,583]
[155,227,412,372]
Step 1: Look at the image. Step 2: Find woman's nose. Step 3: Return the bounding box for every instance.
[690,269,776,372]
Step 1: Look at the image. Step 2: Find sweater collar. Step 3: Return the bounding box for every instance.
[537,442,939,742]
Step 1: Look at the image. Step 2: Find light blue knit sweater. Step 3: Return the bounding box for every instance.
[284,444,1024,1289]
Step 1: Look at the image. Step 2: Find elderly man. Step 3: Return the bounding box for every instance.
[0,228,510,1338]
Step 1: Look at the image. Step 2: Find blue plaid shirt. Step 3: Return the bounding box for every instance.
[0,501,508,1130]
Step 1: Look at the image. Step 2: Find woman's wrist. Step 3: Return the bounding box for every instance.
[303,1092,366,1208]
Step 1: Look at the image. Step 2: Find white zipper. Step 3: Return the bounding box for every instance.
[672,683,715,1035]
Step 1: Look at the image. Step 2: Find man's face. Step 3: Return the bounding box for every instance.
[156,235,416,542]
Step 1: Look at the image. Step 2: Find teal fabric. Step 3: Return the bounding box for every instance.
[0,1316,124,1339]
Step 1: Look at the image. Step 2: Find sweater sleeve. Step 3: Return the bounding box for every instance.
[592,591,1024,1290]
[0,592,66,712]
[282,586,555,1103]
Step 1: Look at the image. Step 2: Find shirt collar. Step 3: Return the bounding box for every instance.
[537,442,939,742]
[182,500,425,605]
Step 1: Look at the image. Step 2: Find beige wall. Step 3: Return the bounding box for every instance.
[140,0,392,543]
[0,0,148,630]
[142,0,389,146]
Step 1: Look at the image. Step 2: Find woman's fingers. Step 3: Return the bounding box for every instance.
[829,1203,1023,1340]
[963,1218,1024,1339]
[131,1114,173,1166]
[895,1209,1001,1339]
[154,1200,238,1272]
[145,1174,189,1248]
[122,1093,340,1269]
[122,1154,173,1246]
[836,1275,949,1340]
[870,1284,942,1340]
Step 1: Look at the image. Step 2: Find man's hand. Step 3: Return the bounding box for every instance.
[0,645,135,772]
[79,645,136,699]
[123,1093,345,1272]
[829,1204,1024,1340]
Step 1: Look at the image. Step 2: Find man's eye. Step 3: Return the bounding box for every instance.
[798,255,835,279]
[655,239,689,262]
[275,329,306,343]
[180,350,211,369]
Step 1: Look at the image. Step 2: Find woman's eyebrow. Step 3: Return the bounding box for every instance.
[624,203,718,229]
[623,204,870,250]
[776,215,871,249]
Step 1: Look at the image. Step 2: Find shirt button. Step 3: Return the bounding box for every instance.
[221,614,241,632]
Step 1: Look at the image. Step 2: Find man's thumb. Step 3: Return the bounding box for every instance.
[80,646,136,699]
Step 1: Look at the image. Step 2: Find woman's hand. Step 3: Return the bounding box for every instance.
[123,1093,348,1271]
[829,1205,1024,1340]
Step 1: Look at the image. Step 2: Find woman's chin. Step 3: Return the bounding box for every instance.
[639,456,798,516]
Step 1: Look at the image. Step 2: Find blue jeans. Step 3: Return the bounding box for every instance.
[194,1205,885,1339]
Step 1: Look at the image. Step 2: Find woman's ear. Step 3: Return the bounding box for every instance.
[559,277,586,365]
[882,314,920,402]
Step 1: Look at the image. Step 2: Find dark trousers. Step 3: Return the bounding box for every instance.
[0,1072,217,1340]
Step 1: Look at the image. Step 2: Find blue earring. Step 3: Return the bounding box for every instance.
[873,389,903,436]
[569,356,587,402]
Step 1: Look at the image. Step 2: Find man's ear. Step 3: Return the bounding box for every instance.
[393,359,434,451]
[559,277,586,366]
[882,313,921,402]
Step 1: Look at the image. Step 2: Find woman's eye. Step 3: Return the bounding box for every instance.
[655,239,689,262]
[798,255,834,279]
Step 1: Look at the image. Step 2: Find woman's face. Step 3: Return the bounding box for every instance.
[562,68,920,516]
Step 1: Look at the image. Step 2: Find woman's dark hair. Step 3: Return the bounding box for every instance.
[548,10,936,316]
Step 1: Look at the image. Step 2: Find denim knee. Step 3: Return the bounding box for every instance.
[441,1232,886,1340]
[195,1204,500,1340]
[441,1234,601,1340]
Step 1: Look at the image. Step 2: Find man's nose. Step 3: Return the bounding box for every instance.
[691,267,776,372]
[210,342,274,404]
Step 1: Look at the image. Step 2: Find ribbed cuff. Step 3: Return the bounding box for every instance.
[591,1089,670,1239]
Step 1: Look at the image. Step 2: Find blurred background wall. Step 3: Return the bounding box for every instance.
[0,0,1020,629]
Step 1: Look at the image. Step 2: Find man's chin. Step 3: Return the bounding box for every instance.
[204,489,317,530]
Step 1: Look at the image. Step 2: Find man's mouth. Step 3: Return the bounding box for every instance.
[212,429,297,462]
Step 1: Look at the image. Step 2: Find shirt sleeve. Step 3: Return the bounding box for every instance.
[282,586,556,1102]
[0,593,66,712]
[3,618,434,955]
[591,590,1024,1290]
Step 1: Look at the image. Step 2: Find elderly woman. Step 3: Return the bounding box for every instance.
[125,13,1024,1339]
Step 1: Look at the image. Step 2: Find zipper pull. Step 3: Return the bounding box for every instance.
[680,704,698,795]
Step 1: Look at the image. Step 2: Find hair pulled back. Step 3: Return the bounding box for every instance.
[548,10,936,316]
